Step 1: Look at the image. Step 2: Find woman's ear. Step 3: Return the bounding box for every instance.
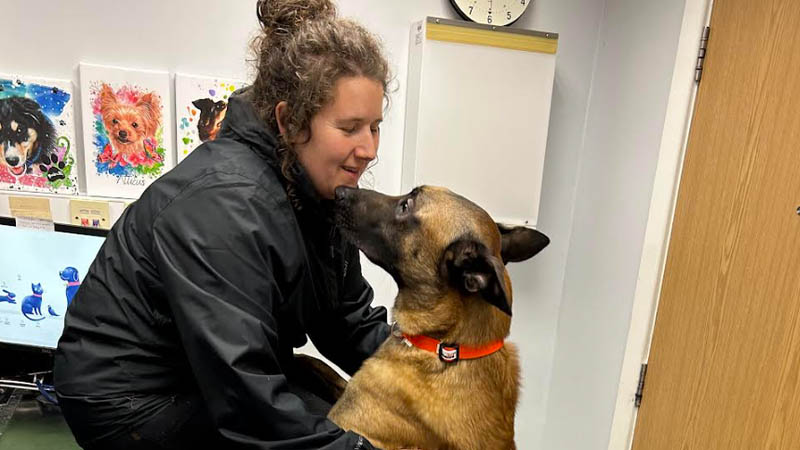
[275,101,289,137]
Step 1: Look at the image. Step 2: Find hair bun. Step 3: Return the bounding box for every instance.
[256,0,337,42]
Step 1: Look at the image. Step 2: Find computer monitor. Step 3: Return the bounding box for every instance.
[0,219,106,350]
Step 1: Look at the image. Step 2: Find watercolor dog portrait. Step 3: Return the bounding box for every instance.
[175,74,245,163]
[80,63,174,198]
[0,75,78,194]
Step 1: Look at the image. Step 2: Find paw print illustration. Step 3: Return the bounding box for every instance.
[39,154,66,182]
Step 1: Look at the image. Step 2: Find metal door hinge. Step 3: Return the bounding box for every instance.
[695,26,710,82]
[635,363,648,408]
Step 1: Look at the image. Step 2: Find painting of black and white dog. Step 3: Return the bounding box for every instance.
[0,96,56,177]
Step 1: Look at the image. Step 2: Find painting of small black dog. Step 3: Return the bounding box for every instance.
[191,98,227,142]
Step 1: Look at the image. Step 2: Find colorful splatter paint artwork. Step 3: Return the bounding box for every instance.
[80,63,174,198]
[0,75,79,194]
[175,74,245,163]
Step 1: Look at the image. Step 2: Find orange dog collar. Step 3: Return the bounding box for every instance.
[399,332,504,363]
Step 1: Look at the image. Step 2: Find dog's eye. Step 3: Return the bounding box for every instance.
[112,119,119,125]
[397,198,414,217]
[132,122,138,129]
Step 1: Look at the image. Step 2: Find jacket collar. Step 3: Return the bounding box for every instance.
[218,87,279,165]
[219,87,334,222]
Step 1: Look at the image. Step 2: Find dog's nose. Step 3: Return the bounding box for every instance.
[119,130,127,139]
[335,186,355,203]
[6,156,19,166]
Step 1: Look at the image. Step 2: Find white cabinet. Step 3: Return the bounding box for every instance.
[402,17,558,226]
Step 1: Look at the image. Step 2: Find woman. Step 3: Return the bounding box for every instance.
[54,1,391,448]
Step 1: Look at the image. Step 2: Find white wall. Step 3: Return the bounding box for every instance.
[2,1,687,448]
[540,0,686,449]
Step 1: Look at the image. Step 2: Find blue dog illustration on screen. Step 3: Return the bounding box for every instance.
[1,289,16,304]
[59,267,81,306]
[21,283,46,321]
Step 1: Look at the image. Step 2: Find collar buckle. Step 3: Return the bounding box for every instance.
[437,342,460,363]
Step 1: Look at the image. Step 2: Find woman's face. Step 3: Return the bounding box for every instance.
[291,76,384,199]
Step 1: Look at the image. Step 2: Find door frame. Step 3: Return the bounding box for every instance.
[606,0,714,448]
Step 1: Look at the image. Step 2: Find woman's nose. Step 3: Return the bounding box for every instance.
[354,129,378,161]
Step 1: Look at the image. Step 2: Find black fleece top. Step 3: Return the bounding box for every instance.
[54,88,389,449]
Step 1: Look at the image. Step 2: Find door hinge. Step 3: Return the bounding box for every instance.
[695,26,710,82]
[635,363,648,408]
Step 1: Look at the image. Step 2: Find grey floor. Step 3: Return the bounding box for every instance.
[0,392,80,450]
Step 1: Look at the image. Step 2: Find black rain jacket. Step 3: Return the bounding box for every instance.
[54,88,389,449]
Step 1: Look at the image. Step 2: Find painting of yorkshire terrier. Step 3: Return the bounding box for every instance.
[97,84,163,167]
[192,98,227,142]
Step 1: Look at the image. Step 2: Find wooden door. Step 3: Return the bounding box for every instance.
[631,0,800,448]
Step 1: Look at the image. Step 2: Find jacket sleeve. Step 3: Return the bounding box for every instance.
[307,242,390,376]
[150,174,377,449]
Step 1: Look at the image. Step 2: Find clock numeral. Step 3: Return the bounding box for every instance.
[469,6,473,14]
[487,15,492,24]
[521,0,526,4]
[507,11,512,20]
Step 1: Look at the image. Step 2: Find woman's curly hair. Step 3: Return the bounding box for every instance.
[250,0,392,190]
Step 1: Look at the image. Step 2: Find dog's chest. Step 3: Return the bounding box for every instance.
[352,345,518,448]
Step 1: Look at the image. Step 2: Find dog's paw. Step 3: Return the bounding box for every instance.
[39,154,66,182]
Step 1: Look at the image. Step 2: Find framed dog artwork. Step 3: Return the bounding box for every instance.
[79,63,174,199]
[175,74,246,163]
[0,75,79,195]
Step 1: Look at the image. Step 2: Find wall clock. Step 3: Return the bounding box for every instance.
[449,0,532,26]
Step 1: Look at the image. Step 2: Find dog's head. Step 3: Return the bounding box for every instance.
[0,96,56,176]
[192,98,228,142]
[335,186,549,316]
[59,267,80,283]
[99,84,161,151]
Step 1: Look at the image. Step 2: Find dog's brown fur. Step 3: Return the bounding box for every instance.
[98,84,161,161]
[329,186,549,450]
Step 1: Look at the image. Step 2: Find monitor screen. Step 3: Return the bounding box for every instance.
[0,222,106,349]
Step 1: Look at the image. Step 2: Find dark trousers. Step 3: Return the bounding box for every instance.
[58,383,332,449]
[58,392,223,450]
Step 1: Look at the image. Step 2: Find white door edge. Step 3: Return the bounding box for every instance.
[606,0,714,448]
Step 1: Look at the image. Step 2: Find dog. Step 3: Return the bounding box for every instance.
[0,289,16,304]
[0,96,56,177]
[328,185,549,449]
[59,266,81,306]
[21,283,46,322]
[98,84,162,165]
[192,98,228,142]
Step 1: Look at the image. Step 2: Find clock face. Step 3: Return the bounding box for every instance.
[450,0,532,26]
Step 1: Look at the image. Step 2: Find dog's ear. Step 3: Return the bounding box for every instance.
[137,92,162,132]
[99,84,117,110]
[440,239,512,315]
[497,224,550,264]
[19,99,56,159]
